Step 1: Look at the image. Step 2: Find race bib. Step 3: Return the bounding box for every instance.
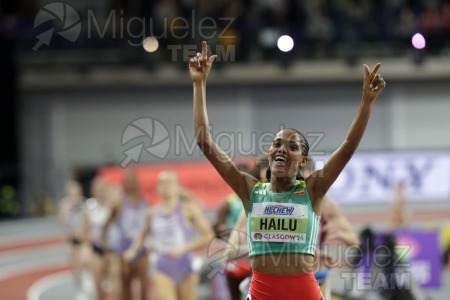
[250,202,308,243]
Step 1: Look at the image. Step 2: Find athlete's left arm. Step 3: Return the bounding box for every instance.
[226,210,249,260]
[308,64,386,202]
[322,196,359,246]
[81,204,90,243]
[124,207,153,262]
[181,201,215,254]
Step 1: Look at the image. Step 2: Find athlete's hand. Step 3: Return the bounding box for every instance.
[123,248,136,263]
[80,244,91,267]
[189,41,217,83]
[362,63,386,103]
[316,248,338,269]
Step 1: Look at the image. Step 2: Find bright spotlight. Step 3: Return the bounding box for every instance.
[143,36,159,52]
[277,35,294,52]
[411,33,426,50]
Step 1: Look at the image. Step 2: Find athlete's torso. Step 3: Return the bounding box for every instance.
[87,198,110,243]
[116,197,148,252]
[152,201,193,253]
[247,180,321,275]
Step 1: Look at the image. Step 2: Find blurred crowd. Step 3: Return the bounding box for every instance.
[2,0,450,62]
[146,0,450,60]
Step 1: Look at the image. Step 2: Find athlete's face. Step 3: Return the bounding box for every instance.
[91,178,108,202]
[157,172,180,200]
[65,181,82,199]
[123,171,140,195]
[268,129,306,180]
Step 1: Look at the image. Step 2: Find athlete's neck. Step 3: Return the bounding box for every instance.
[162,196,179,211]
[126,193,140,204]
[269,177,296,193]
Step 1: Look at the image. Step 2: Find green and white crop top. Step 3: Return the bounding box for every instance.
[247,180,321,257]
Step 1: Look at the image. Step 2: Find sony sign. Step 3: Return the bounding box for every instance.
[312,151,450,204]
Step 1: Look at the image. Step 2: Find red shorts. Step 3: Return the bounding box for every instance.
[248,270,323,300]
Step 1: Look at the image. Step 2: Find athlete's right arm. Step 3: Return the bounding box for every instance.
[191,41,256,209]
[226,210,249,260]
[81,205,90,243]
[124,208,153,262]
[101,203,119,249]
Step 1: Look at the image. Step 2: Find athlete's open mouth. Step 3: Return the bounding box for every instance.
[274,155,287,165]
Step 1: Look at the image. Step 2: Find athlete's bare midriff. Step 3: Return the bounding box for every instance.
[251,253,315,275]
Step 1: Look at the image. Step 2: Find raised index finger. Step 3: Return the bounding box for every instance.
[370,63,382,77]
[201,41,208,60]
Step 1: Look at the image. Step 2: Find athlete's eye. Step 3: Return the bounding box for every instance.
[289,144,299,151]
